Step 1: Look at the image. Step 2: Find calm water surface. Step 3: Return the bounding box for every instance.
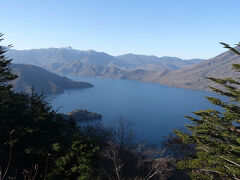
[48,77,221,144]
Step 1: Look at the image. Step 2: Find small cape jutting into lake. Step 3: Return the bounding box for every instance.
[65,109,102,122]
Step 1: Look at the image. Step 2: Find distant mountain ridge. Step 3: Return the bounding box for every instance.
[8,48,127,69]
[7,48,204,76]
[119,48,240,90]
[10,47,233,91]
[116,54,204,70]
[11,63,93,94]
[152,48,240,90]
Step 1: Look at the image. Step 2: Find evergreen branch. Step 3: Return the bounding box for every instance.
[199,169,221,174]
[220,156,240,168]
[232,64,240,72]
[224,165,240,180]
[220,42,240,56]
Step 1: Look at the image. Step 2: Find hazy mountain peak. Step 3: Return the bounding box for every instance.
[86,49,96,53]
[61,46,73,49]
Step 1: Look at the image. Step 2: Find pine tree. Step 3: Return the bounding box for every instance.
[175,43,240,179]
[0,33,17,96]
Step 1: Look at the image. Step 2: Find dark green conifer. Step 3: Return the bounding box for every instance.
[0,34,98,179]
[0,33,17,95]
[175,43,240,179]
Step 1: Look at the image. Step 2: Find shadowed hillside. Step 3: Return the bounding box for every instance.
[11,64,93,94]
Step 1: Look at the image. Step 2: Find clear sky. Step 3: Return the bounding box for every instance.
[1,0,240,59]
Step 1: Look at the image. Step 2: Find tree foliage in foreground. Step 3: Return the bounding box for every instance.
[0,33,98,179]
[175,43,240,179]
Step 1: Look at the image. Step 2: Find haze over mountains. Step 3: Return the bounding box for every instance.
[7,47,203,75]
[7,47,240,91]
[154,48,240,90]
[116,54,203,70]
[11,64,93,94]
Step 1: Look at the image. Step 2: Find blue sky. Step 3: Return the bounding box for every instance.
[1,0,240,59]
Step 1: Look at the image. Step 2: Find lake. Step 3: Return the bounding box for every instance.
[48,77,221,144]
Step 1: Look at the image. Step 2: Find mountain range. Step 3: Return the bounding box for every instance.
[7,47,203,75]
[11,64,93,94]
[152,48,240,90]
[7,47,240,91]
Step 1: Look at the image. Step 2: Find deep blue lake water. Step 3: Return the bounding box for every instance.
[48,77,221,144]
